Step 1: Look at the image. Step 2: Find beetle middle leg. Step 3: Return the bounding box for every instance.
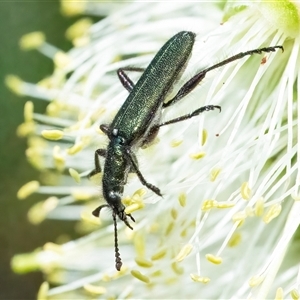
[89,148,106,178]
[159,105,221,127]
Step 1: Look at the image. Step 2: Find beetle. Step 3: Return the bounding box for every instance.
[90,31,283,270]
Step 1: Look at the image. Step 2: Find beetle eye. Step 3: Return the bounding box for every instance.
[117,136,125,145]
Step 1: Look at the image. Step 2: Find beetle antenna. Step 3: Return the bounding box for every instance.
[112,212,123,271]
[92,204,109,217]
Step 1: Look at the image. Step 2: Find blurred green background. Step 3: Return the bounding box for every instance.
[0,2,80,298]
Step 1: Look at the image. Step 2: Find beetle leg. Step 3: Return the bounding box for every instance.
[125,148,162,197]
[89,148,107,178]
[117,67,145,92]
[163,45,283,108]
[159,105,221,127]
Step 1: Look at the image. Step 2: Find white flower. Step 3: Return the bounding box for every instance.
[8,1,300,299]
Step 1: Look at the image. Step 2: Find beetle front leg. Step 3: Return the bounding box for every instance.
[89,148,106,178]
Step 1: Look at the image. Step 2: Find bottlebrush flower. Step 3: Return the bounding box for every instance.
[8,1,300,299]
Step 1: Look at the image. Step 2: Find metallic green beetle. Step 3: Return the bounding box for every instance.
[91,31,283,270]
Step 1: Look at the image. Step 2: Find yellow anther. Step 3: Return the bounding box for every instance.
[178,193,187,207]
[27,203,45,224]
[151,248,167,261]
[151,270,162,277]
[65,18,92,41]
[180,227,188,238]
[28,136,46,148]
[101,274,112,282]
[41,172,61,186]
[263,203,282,224]
[171,262,184,275]
[135,257,153,268]
[37,282,49,300]
[130,270,150,284]
[291,288,300,300]
[190,273,210,283]
[215,201,235,209]
[176,244,193,262]
[131,188,146,201]
[5,75,24,95]
[232,211,247,224]
[28,197,58,224]
[26,147,44,169]
[205,254,222,264]
[121,195,131,206]
[74,221,92,235]
[171,208,178,219]
[42,129,64,140]
[43,242,63,254]
[11,252,39,274]
[37,76,54,89]
[17,122,35,137]
[83,284,106,295]
[67,142,84,155]
[73,36,90,47]
[149,222,159,233]
[24,101,34,123]
[17,181,40,200]
[210,167,221,182]
[123,190,145,207]
[46,101,63,117]
[125,202,145,214]
[254,198,265,216]
[19,31,45,50]
[248,275,264,287]
[55,235,70,245]
[60,0,86,16]
[72,190,94,201]
[189,219,196,228]
[189,151,206,160]
[275,287,284,300]
[244,207,253,217]
[69,168,80,183]
[165,277,177,285]
[170,139,183,147]
[41,196,59,212]
[54,51,72,68]
[201,129,208,146]
[227,232,242,247]
[165,221,174,236]
[55,159,65,172]
[201,199,218,211]
[53,146,65,171]
[135,188,147,197]
[241,182,251,200]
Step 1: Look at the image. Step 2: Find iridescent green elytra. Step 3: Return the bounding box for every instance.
[90,31,283,270]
